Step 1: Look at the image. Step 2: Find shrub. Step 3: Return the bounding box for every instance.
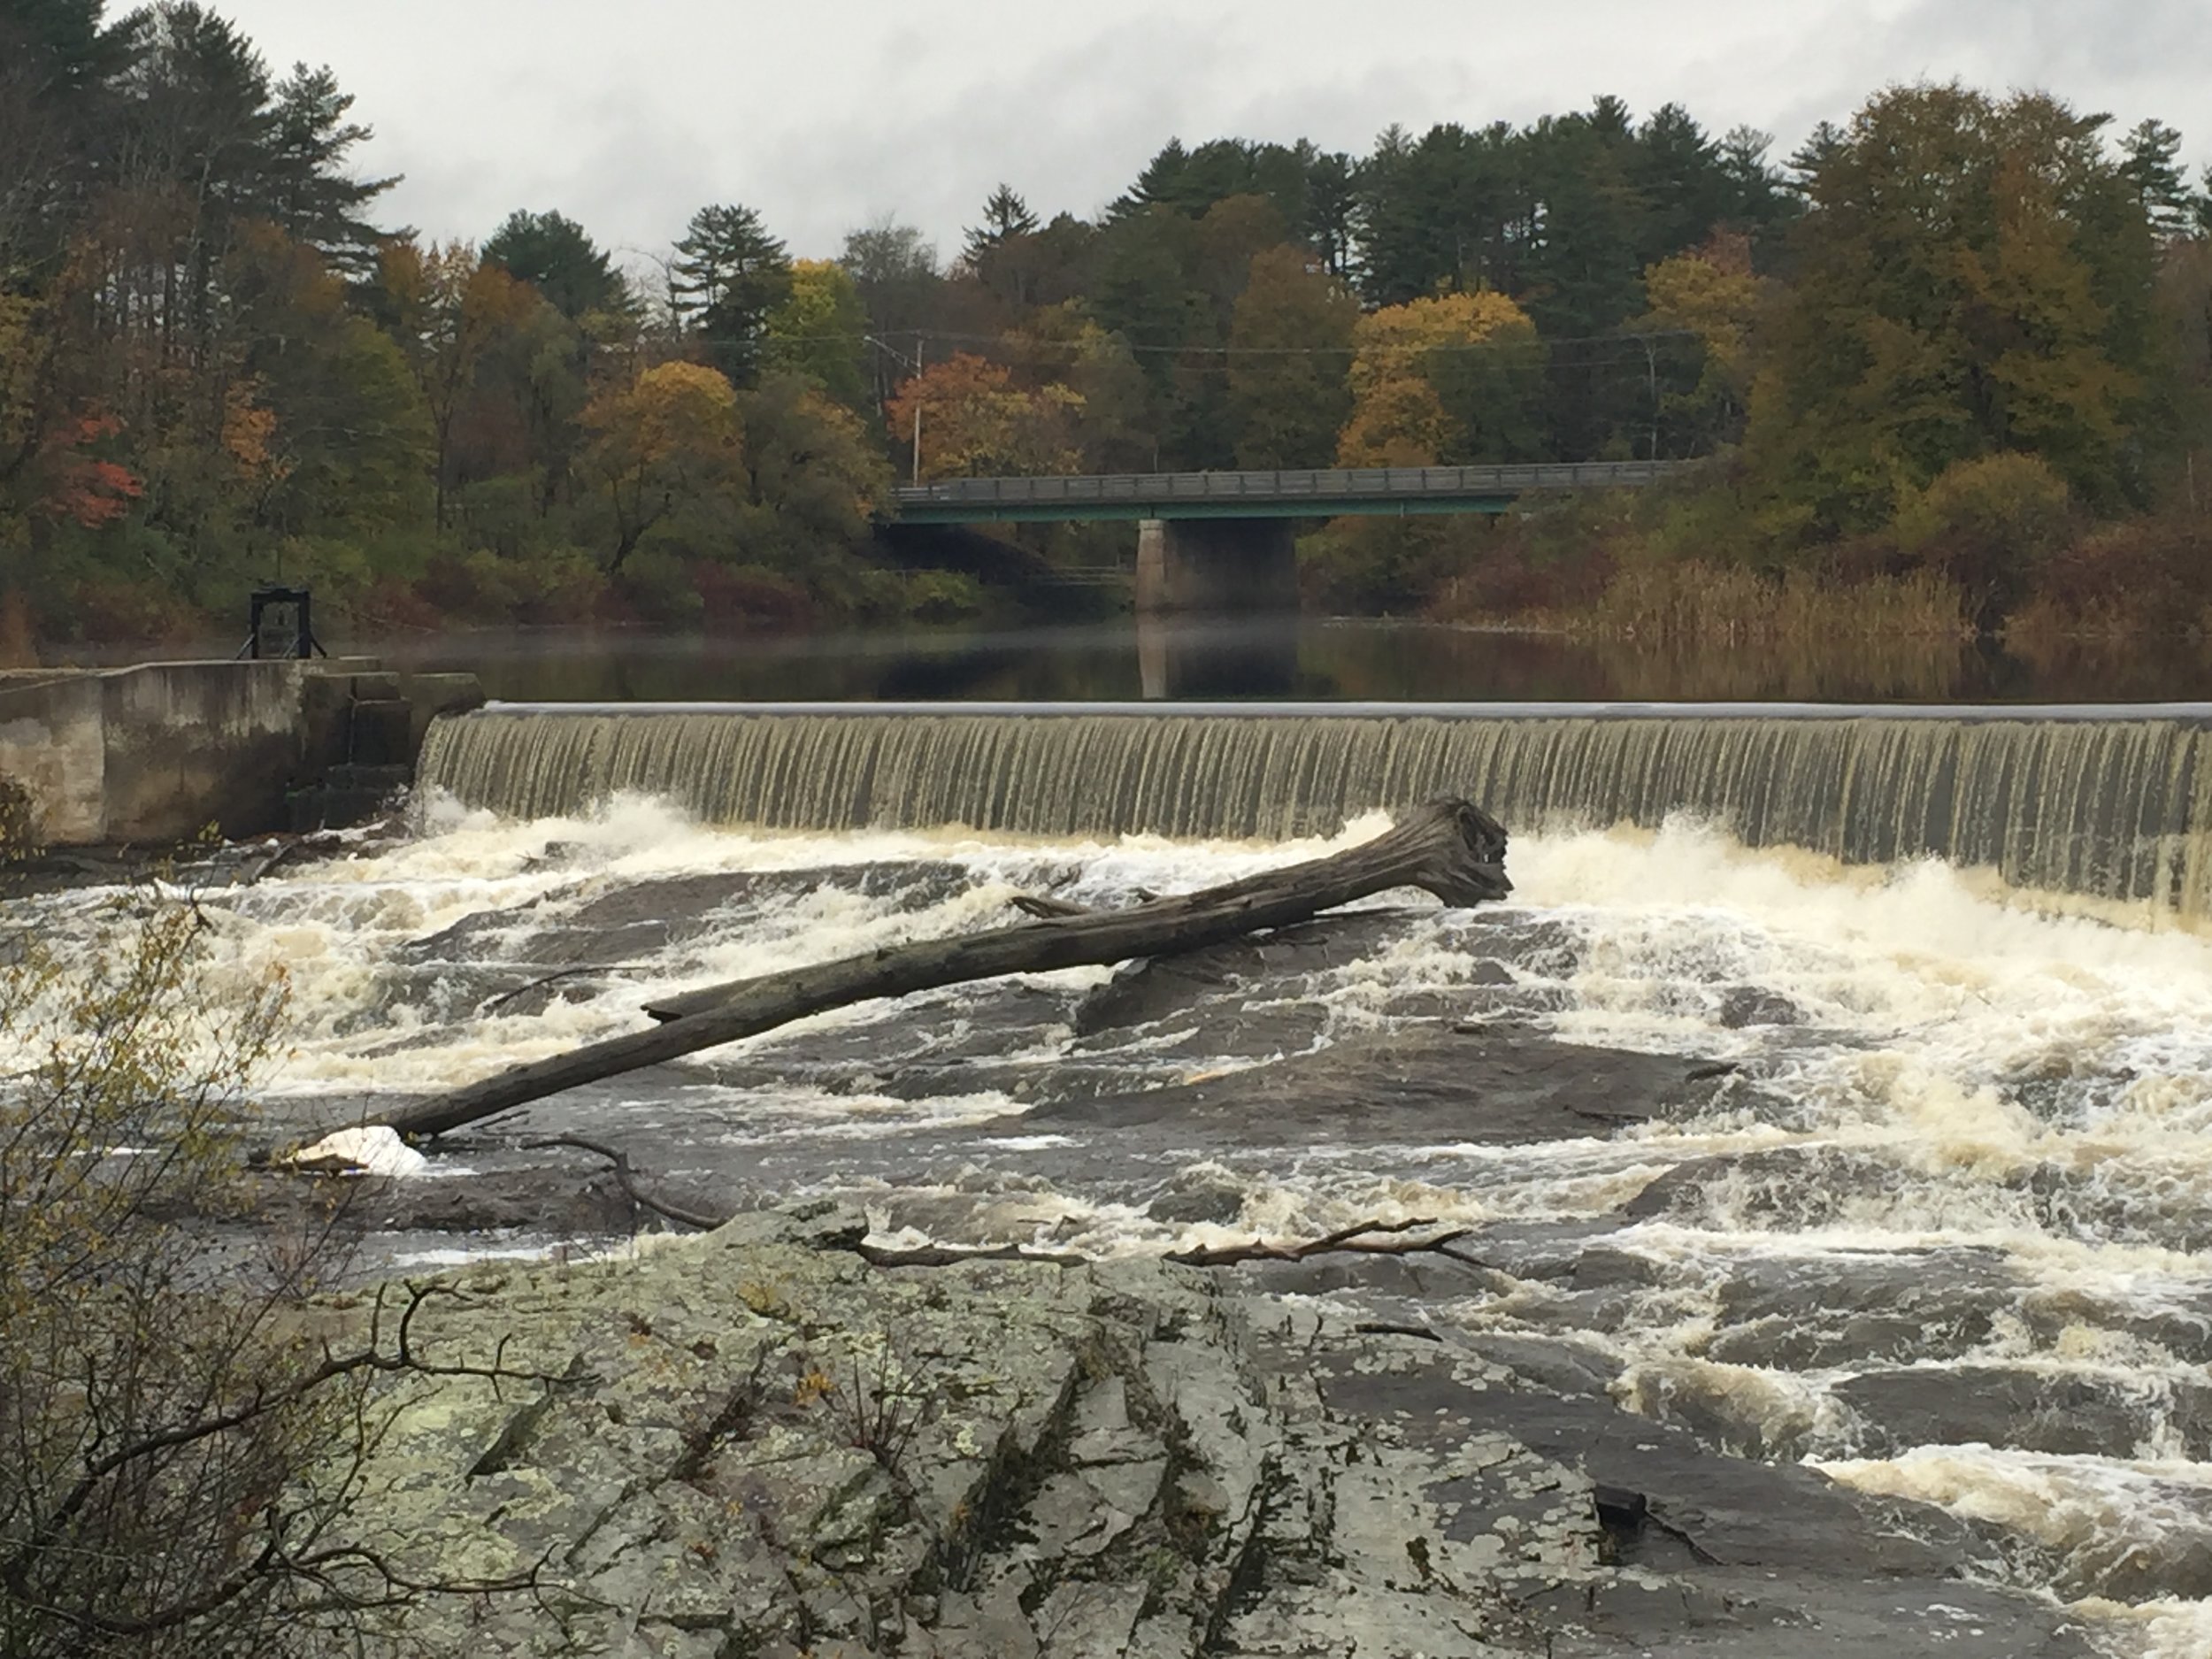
[692,562,815,634]
[0,869,565,1654]
[1893,453,2076,618]
[2008,512,2212,642]
[0,885,315,1655]
[900,570,987,625]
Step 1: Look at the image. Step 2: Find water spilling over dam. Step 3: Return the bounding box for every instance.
[419,701,2212,913]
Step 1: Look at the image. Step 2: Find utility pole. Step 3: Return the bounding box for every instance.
[1642,335,1661,462]
[911,338,925,486]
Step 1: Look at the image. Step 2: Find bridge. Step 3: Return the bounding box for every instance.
[887,461,1691,612]
[890,460,1687,524]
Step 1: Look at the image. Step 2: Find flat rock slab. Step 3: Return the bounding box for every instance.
[304,1212,2093,1659]
[1024,1025,1736,1146]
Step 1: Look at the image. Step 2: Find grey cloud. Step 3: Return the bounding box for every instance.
[215,0,2209,262]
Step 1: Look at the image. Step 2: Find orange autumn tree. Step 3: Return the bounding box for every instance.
[579,361,745,571]
[884,352,1083,480]
[37,411,144,530]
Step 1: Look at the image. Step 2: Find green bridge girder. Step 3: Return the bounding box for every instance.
[887,460,1692,524]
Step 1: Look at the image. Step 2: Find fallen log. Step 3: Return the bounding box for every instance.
[365,797,1509,1143]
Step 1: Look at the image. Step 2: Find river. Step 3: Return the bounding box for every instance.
[18,620,2212,1654]
[168,791,2212,1656]
[354,616,2212,706]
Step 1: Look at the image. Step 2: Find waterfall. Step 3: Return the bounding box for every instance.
[416,702,2212,913]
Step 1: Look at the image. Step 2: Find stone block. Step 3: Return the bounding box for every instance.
[349,699,415,766]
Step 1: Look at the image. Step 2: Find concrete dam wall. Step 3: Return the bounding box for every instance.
[0,660,480,846]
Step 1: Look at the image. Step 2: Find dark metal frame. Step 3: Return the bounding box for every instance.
[236,586,327,661]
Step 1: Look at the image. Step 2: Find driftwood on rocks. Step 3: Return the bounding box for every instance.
[540,1132,1494,1277]
[366,798,1509,1144]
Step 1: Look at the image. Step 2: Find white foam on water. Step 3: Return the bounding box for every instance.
[1816,1446,2212,1587]
[2076,1596,2212,1659]
[17,798,2212,1624]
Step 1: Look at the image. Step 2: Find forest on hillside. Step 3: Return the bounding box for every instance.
[4,0,2212,650]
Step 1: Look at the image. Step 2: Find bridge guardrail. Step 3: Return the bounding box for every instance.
[893,460,1688,511]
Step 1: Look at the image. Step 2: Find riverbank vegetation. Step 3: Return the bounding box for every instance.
[3,2,2210,653]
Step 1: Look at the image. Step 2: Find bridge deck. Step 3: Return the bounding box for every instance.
[891,461,1689,522]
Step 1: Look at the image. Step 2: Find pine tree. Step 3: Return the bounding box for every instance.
[2119,119,2194,241]
[258,64,397,278]
[670,203,791,383]
[963,184,1038,262]
[483,209,626,319]
[1111,139,1189,218]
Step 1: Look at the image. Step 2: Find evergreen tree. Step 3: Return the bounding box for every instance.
[1717,126,1800,264]
[0,0,138,273]
[1630,103,1732,267]
[258,63,397,278]
[2119,119,2194,241]
[1303,148,1360,276]
[482,208,626,319]
[1112,139,1190,218]
[1787,120,1847,189]
[670,203,791,384]
[962,184,1038,262]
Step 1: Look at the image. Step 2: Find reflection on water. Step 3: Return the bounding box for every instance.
[371,618,2212,706]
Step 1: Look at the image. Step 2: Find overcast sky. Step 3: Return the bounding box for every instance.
[213,0,2208,269]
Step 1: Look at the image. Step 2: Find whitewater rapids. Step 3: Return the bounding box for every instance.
[14,790,2212,1655]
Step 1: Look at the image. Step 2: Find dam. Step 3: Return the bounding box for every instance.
[16,683,2212,1653]
[419,699,2212,916]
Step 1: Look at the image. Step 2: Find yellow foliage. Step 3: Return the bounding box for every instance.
[1643,250,1763,388]
[1337,291,1535,467]
[219,380,289,484]
[1893,452,2075,559]
[1337,376,1455,468]
[586,361,741,463]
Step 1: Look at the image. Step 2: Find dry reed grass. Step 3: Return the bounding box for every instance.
[1583,562,1976,647]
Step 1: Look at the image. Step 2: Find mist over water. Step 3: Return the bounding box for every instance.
[363,618,2212,707]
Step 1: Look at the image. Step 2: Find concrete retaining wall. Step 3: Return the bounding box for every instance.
[0,673,107,843]
[0,660,481,847]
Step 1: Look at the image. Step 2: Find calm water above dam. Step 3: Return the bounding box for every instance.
[364,617,2212,707]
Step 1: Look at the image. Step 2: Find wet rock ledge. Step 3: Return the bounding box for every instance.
[324,1205,2089,1659]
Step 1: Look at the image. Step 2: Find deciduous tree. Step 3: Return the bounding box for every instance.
[765,259,871,411]
[1745,84,2156,534]
[884,352,1082,480]
[579,360,744,571]
[1338,289,1540,465]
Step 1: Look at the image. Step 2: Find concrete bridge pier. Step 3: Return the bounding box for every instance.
[1135,518,1300,616]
